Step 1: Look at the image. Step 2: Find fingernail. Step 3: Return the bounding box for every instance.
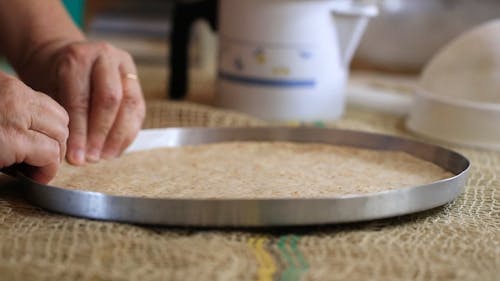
[71,149,85,165]
[86,148,101,163]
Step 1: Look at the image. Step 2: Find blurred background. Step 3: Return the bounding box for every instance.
[1,0,498,105]
[79,0,216,102]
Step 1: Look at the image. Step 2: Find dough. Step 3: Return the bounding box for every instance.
[51,142,452,199]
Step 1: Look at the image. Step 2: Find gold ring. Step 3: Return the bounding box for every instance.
[124,73,138,80]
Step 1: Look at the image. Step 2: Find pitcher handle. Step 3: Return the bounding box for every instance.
[331,3,378,67]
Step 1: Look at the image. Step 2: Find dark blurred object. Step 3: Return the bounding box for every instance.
[352,0,500,73]
[169,0,217,100]
[86,0,171,37]
[85,0,171,64]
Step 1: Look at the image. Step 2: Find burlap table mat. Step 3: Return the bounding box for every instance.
[0,100,498,281]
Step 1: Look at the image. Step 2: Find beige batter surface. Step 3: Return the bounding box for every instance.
[51,141,453,199]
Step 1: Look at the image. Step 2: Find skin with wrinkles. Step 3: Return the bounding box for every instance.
[0,1,145,182]
[0,72,68,183]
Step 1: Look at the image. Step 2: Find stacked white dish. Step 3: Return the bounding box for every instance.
[407,20,500,150]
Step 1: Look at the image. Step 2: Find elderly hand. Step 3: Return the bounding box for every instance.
[0,72,69,183]
[20,41,146,165]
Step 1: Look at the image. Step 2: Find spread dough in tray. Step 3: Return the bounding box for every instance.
[51,141,453,199]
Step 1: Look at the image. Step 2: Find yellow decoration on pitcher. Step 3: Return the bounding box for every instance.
[254,48,267,64]
[272,67,290,76]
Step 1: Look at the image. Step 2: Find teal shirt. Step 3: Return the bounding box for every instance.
[62,0,85,28]
[0,0,85,72]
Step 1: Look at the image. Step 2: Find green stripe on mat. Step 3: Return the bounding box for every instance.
[312,121,326,128]
[278,235,309,281]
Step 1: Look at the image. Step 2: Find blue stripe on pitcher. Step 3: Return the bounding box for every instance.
[219,72,316,88]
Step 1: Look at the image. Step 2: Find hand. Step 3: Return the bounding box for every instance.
[0,72,69,183]
[20,41,146,165]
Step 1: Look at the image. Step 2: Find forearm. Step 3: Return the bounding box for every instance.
[0,0,85,71]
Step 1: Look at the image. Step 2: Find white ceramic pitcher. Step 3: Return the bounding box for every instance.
[215,0,377,121]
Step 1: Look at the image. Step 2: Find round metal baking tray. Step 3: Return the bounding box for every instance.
[17,127,469,227]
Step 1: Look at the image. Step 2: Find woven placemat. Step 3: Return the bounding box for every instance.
[143,100,266,128]
[0,101,498,281]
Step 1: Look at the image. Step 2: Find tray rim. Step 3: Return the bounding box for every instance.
[18,127,470,227]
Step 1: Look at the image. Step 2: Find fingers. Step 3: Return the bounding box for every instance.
[18,130,61,184]
[86,55,122,162]
[100,92,145,159]
[56,47,92,165]
[29,92,69,162]
[20,92,68,183]
[0,75,68,183]
[53,42,145,164]
[101,59,145,159]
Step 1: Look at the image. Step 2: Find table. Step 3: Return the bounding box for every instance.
[0,77,498,281]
